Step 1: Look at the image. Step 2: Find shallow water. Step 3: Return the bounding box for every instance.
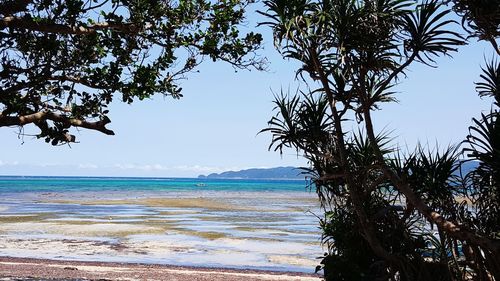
[0,177,323,272]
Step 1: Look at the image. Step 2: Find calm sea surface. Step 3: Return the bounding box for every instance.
[0,176,310,193]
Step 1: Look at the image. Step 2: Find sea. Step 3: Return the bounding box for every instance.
[0,176,311,193]
[0,176,322,272]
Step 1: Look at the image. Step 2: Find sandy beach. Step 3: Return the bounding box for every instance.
[0,257,321,280]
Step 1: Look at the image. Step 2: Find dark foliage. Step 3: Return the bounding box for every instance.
[260,0,499,280]
[0,0,263,144]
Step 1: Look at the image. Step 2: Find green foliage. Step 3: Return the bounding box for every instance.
[403,146,462,216]
[261,90,332,155]
[402,1,464,65]
[460,59,500,244]
[452,0,500,48]
[0,0,263,144]
[476,58,500,106]
[318,209,382,281]
[463,111,500,238]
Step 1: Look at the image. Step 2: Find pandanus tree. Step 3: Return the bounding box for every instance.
[460,38,500,281]
[0,0,263,144]
[260,0,500,280]
[450,0,500,278]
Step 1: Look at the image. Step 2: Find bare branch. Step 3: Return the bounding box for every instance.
[0,111,114,136]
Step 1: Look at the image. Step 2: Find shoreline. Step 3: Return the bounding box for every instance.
[0,180,321,274]
[0,256,321,281]
[0,189,320,272]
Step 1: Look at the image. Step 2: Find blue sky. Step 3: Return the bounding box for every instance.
[0,7,496,177]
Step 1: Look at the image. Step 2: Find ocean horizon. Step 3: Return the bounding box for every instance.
[0,175,310,193]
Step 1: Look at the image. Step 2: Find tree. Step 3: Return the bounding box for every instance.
[456,0,500,278]
[260,0,500,279]
[0,0,263,145]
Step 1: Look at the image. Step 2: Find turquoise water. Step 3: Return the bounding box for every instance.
[0,176,310,193]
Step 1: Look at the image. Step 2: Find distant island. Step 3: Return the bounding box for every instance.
[198,161,479,180]
[198,166,303,180]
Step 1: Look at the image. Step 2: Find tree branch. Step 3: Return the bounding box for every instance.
[0,16,139,35]
[488,38,500,56]
[49,75,107,90]
[0,111,114,136]
[374,52,417,98]
[309,46,405,267]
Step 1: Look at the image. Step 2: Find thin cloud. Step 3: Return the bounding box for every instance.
[0,161,250,177]
[113,163,237,173]
[78,164,99,169]
[0,160,19,166]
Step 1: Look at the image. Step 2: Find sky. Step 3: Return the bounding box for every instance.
[0,5,496,177]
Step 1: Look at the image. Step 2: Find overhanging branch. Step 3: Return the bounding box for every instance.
[0,111,115,136]
[0,16,139,35]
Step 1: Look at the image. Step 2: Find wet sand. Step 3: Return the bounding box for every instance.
[0,257,321,280]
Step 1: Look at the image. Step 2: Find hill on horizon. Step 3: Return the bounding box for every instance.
[198,161,479,180]
[198,166,303,180]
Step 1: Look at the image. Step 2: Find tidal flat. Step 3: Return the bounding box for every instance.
[0,189,322,272]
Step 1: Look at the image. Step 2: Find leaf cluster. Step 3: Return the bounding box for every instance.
[0,0,263,144]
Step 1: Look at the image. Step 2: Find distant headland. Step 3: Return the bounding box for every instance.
[198,161,479,180]
[198,166,303,180]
